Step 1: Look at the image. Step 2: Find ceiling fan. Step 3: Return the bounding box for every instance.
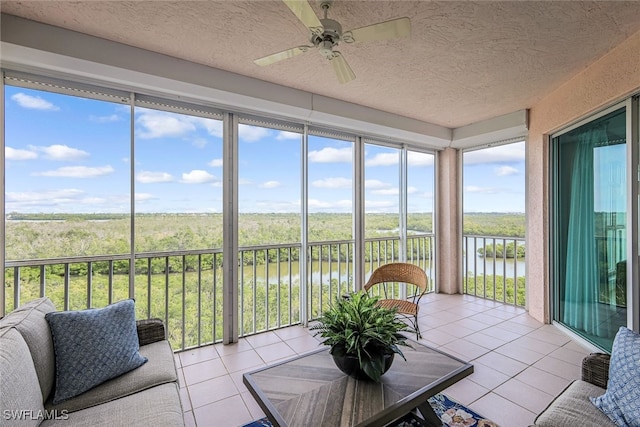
[254,0,411,84]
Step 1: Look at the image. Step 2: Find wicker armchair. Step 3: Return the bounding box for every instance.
[532,352,613,427]
[136,318,167,346]
[364,262,428,339]
[582,352,610,389]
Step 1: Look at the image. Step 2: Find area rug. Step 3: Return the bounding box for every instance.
[241,393,499,427]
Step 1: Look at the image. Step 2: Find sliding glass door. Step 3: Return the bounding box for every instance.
[552,106,628,351]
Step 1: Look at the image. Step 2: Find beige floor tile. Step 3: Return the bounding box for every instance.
[420,328,458,346]
[467,313,505,326]
[526,328,572,346]
[273,325,312,340]
[515,366,573,396]
[174,353,182,368]
[183,411,196,427]
[470,392,536,427]
[480,325,523,342]
[438,323,477,339]
[508,336,561,355]
[241,391,266,419]
[230,369,251,394]
[464,331,509,350]
[442,378,489,406]
[245,331,283,349]
[255,341,296,364]
[547,346,590,365]
[440,339,492,361]
[466,362,511,390]
[449,317,492,332]
[475,351,528,377]
[484,307,523,321]
[214,339,253,356]
[417,314,451,328]
[495,321,537,336]
[493,378,555,414]
[194,395,253,427]
[221,349,265,373]
[532,355,582,381]
[494,342,547,365]
[183,357,228,386]
[510,313,545,329]
[188,374,239,409]
[178,345,219,367]
[285,333,323,354]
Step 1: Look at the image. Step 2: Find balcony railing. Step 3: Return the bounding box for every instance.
[462,235,526,307]
[4,233,526,350]
[4,234,435,351]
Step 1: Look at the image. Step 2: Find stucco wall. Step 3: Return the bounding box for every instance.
[436,148,461,294]
[527,29,640,323]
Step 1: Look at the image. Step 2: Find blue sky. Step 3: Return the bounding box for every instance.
[4,86,525,214]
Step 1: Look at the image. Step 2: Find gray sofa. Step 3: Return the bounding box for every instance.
[533,353,614,427]
[0,297,184,427]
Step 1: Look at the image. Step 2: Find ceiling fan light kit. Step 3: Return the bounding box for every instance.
[254,0,411,84]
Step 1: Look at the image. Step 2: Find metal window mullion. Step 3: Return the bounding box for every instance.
[13,267,20,310]
[222,112,239,344]
[87,261,93,309]
[181,255,186,350]
[354,136,365,291]
[300,124,309,325]
[146,258,151,318]
[64,264,70,311]
[197,254,202,346]
[108,260,114,305]
[0,74,5,316]
[129,93,136,301]
[40,265,46,298]
[164,257,169,328]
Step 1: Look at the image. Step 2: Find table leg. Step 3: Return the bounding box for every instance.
[417,402,442,426]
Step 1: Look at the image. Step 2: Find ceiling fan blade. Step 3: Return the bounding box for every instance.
[254,46,311,66]
[330,52,355,84]
[282,0,323,35]
[344,17,411,43]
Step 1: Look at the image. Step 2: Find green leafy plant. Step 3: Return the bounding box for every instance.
[310,291,415,382]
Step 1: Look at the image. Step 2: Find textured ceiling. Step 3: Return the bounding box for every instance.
[2,1,640,128]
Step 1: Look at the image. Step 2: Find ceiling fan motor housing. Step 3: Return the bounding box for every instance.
[312,18,342,58]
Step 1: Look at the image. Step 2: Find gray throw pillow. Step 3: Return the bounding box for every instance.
[45,299,148,404]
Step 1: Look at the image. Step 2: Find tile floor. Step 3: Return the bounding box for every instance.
[176,293,594,427]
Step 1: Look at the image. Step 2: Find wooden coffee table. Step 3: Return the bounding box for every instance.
[243,341,473,427]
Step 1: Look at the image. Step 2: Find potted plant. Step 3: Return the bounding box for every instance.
[310,291,415,382]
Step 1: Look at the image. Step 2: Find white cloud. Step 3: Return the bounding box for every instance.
[308,199,352,209]
[365,179,391,189]
[407,186,418,194]
[308,147,352,163]
[408,152,434,166]
[239,124,271,142]
[372,188,399,196]
[180,170,216,184]
[259,180,281,189]
[464,142,525,165]
[209,158,223,167]
[191,138,208,148]
[239,178,253,185]
[80,197,107,204]
[136,171,174,183]
[136,109,196,139]
[312,177,351,188]
[276,131,301,140]
[495,166,518,176]
[191,117,223,138]
[90,114,120,123]
[135,193,156,201]
[465,185,501,194]
[11,93,60,111]
[366,152,398,166]
[6,146,38,160]
[31,144,89,161]
[6,189,84,203]
[34,165,114,178]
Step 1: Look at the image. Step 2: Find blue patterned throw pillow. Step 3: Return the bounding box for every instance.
[591,327,640,427]
[45,299,148,404]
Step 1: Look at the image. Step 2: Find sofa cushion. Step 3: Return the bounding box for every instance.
[535,380,615,427]
[0,328,46,427]
[40,383,184,427]
[47,340,178,413]
[45,299,148,405]
[0,297,57,401]
[591,327,640,427]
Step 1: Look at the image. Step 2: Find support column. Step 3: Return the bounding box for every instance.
[435,147,462,294]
